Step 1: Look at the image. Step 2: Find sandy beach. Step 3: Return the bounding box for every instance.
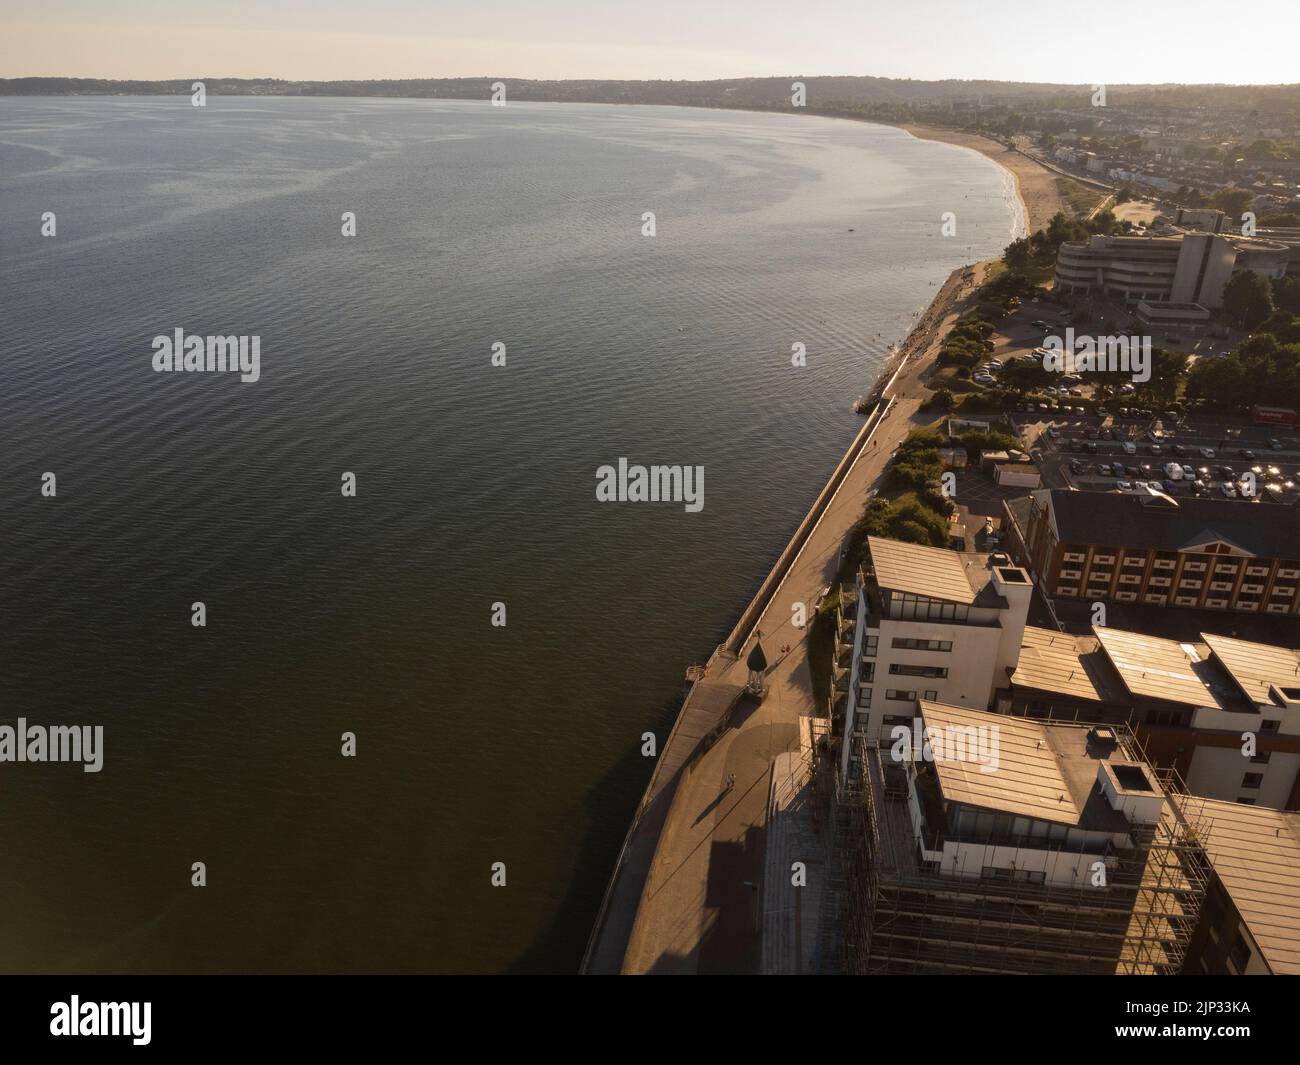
[900,124,1066,233]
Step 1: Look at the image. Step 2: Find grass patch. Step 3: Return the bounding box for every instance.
[807,593,838,710]
[1055,176,1107,218]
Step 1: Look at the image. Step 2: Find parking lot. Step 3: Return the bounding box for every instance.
[1014,410,1300,502]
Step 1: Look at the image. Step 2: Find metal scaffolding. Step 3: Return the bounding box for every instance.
[811,727,1209,975]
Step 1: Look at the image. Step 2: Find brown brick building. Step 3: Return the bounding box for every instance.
[1015,489,1300,615]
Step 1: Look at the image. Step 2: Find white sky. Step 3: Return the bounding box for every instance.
[2,0,1297,85]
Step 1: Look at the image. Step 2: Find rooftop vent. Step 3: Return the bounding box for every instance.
[1112,764,1154,793]
[1088,726,1119,752]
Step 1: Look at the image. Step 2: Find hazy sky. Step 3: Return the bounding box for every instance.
[3,0,1297,85]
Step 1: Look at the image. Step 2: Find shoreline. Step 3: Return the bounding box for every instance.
[585,118,1031,973]
[896,123,1066,234]
[584,253,1004,970]
[10,91,1069,236]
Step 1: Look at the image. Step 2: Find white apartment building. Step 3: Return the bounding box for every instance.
[840,537,1032,779]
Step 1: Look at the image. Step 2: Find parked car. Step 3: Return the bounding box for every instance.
[1122,441,1137,455]
[1116,481,1133,491]
[1269,438,1283,450]
[1181,465,1196,480]
[1199,448,1216,459]
[1220,482,1237,498]
[1240,449,1256,460]
[1098,463,1112,476]
[1149,444,1163,455]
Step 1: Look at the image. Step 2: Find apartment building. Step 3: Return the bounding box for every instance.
[839,537,1032,779]
[1007,624,1300,809]
[1053,231,1290,308]
[830,702,1206,974]
[1014,489,1300,616]
[1176,795,1300,975]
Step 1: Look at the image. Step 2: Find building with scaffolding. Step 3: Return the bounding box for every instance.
[1176,794,1300,974]
[815,701,1208,974]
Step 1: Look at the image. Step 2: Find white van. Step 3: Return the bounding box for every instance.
[1163,462,1184,481]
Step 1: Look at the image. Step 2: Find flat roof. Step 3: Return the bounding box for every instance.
[1177,796,1300,975]
[1094,627,1231,709]
[918,701,1142,830]
[1011,626,1109,703]
[1202,632,1300,706]
[867,536,978,605]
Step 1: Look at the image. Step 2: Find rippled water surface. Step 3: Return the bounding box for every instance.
[0,96,1018,972]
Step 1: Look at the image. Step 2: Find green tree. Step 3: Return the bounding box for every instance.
[1003,238,1032,271]
[1273,276,1300,317]
[1210,187,1253,217]
[1223,271,1275,329]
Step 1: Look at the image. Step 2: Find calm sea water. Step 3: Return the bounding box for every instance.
[0,96,1018,973]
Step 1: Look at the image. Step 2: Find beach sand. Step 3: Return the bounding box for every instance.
[900,124,1066,233]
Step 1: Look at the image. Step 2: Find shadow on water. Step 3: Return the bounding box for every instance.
[506,690,685,975]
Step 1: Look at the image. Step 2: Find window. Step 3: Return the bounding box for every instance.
[885,689,917,702]
[1228,931,1252,973]
[889,663,949,679]
[923,690,938,701]
[888,592,969,623]
[1261,719,1279,733]
[1241,772,1263,790]
[1250,751,1270,765]
[891,638,953,652]
[863,634,878,658]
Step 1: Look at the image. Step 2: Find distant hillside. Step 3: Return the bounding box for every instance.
[4,76,1299,118]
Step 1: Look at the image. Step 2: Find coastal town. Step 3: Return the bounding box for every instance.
[585,109,1300,976]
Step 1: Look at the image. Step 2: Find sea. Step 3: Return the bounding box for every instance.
[0,95,1020,972]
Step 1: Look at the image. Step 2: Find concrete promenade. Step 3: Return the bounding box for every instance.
[582,262,990,974]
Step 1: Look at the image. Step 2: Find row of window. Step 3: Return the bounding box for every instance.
[889,663,948,679]
[887,592,970,623]
[890,637,953,652]
[885,689,939,702]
